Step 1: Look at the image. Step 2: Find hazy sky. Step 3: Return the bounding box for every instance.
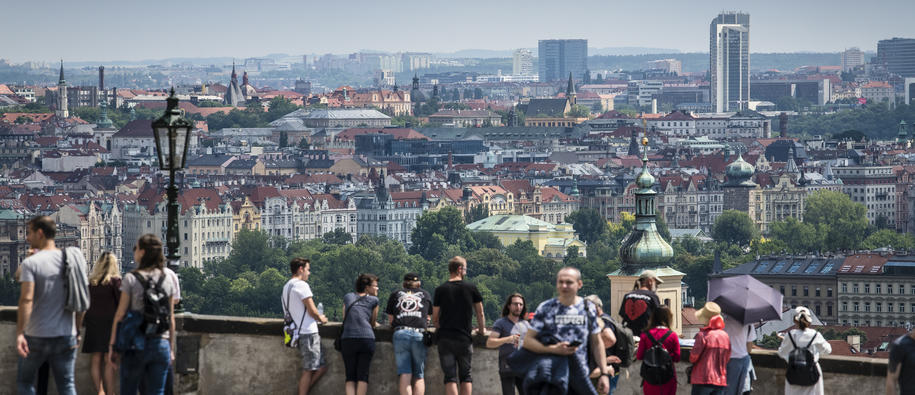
[5,0,910,62]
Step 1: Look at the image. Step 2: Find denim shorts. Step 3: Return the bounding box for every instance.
[297,333,326,371]
[393,329,427,378]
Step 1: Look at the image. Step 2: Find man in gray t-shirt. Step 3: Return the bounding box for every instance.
[16,216,86,395]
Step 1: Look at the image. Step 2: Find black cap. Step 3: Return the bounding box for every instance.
[404,273,420,282]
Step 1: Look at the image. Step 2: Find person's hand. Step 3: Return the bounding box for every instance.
[607,355,622,364]
[589,368,601,379]
[108,347,120,367]
[598,375,610,394]
[549,341,577,356]
[319,314,328,324]
[171,349,176,362]
[510,334,521,346]
[16,334,29,357]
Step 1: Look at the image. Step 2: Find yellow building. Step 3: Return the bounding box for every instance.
[231,197,261,237]
[466,214,586,259]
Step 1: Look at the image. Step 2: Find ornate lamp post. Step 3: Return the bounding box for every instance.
[151,88,193,271]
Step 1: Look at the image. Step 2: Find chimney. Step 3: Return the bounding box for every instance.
[779,112,788,137]
[98,66,105,91]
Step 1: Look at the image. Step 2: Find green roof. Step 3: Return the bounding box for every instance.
[607,266,685,278]
[466,215,558,233]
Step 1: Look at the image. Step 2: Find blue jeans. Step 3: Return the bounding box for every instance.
[725,356,751,395]
[393,329,427,378]
[692,384,726,395]
[17,335,78,395]
[120,338,171,395]
[609,374,619,394]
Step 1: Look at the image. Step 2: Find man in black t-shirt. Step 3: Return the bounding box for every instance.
[433,256,485,395]
[386,273,433,395]
[888,328,915,395]
[618,270,662,336]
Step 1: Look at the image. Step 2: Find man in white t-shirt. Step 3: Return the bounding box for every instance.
[282,258,328,395]
[722,313,757,395]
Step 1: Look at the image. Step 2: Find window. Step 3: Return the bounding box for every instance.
[865,302,871,312]
[900,284,905,294]
[791,286,797,296]
[780,286,785,295]
[842,283,848,293]
[877,302,882,312]
[853,283,859,293]
[827,288,833,297]
[865,284,870,294]
[888,303,894,313]
[853,302,859,312]
[815,305,821,316]
[827,305,833,316]
[803,286,809,297]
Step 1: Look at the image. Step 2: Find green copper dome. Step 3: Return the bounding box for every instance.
[725,153,756,187]
[619,137,673,271]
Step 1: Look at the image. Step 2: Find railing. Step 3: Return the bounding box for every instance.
[0,307,888,395]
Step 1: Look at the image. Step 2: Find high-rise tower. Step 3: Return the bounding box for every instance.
[710,12,750,113]
[538,39,587,82]
[56,60,68,118]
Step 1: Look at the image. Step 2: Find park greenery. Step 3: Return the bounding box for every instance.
[791,102,915,140]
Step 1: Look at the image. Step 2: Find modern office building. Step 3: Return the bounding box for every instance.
[841,47,866,71]
[906,77,915,105]
[751,79,831,106]
[710,12,750,112]
[513,49,535,76]
[538,39,588,82]
[877,37,915,77]
[647,59,682,75]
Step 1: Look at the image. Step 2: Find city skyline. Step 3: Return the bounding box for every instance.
[3,0,911,63]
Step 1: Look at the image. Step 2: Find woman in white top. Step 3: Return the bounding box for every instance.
[777,306,832,395]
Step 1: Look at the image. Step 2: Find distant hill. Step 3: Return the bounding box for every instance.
[434,47,680,58]
[588,52,845,74]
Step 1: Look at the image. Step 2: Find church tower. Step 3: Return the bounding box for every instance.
[56,60,69,118]
[566,72,576,106]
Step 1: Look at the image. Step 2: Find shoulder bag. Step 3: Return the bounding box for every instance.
[334,295,367,351]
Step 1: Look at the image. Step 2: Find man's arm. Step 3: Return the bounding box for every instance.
[886,362,900,395]
[431,306,440,329]
[16,281,34,357]
[523,328,575,356]
[303,297,327,324]
[590,331,610,374]
[486,325,515,348]
[473,301,486,333]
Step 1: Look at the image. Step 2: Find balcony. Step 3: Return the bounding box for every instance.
[0,308,886,395]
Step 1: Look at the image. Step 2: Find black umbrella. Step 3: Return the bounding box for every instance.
[707,275,783,325]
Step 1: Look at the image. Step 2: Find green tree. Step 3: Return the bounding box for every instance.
[322,228,353,245]
[861,229,915,250]
[567,104,591,118]
[279,131,288,148]
[712,210,758,247]
[565,208,609,245]
[804,190,869,251]
[768,217,823,253]
[409,207,474,261]
[758,332,783,349]
[464,204,489,224]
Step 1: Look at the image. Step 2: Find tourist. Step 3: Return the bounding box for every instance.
[887,325,915,395]
[777,306,831,395]
[386,272,433,395]
[689,302,730,395]
[282,258,329,395]
[341,274,380,395]
[16,216,88,395]
[636,305,680,395]
[487,293,529,395]
[84,252,121,395]
[619,271,662,336]
[108,234,177,394]
[433,256,486,395]
[523,267,610,395]
[721,312,757,395]
[584,294,621,395]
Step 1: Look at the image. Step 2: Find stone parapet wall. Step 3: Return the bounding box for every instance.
[0,308,887,395]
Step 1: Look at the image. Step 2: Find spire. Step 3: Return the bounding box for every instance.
[566,72,576,106]
[59,60,65,84]
[672,147,680,168]
[412,74,419,90]
[242,71,249,87]
[231,60,237,81]
[619,137,673,271]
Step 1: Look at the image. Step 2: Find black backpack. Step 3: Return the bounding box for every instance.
[786,331,820,386]
[640,330,674,385]
[135,272,171,336]
[601,315,635,367]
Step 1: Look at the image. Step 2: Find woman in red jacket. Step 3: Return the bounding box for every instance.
[636,305,680,395]
[689,302,731,395]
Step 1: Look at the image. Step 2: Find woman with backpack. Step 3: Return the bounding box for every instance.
[636,305,680,395]
[83,252,121,395]
[108,234,177,395]
[340,273,380,395]
[776,306,831,395]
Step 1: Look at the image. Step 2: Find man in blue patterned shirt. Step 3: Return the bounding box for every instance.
[523,267,610,395]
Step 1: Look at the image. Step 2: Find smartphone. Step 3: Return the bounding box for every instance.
[568,340,582,347]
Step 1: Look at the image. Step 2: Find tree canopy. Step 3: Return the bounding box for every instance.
[712,210,758,247]
[803,190,869,251]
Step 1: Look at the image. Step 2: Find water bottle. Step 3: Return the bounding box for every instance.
[317,302,324,315]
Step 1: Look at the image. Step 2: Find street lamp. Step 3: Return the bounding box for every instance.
[151,88,193,271]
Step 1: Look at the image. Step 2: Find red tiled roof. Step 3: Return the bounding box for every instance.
[0,113,55,123]
[838,253,889,275]
[176,188,224,214]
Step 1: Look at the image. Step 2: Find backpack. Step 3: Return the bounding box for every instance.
[786,331,820,386]
[640,330,674,385]
[282,281,305,348]
[135,272,171,337]
[601,315,635,367]
[61,247,90,313]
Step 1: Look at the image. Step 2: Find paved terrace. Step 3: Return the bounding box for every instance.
[0,307,886,395]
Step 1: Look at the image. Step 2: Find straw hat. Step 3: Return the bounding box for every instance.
[695,301,722,324]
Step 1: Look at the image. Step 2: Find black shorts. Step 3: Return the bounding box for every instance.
[438,336,473,383]
[341,338,375,383]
